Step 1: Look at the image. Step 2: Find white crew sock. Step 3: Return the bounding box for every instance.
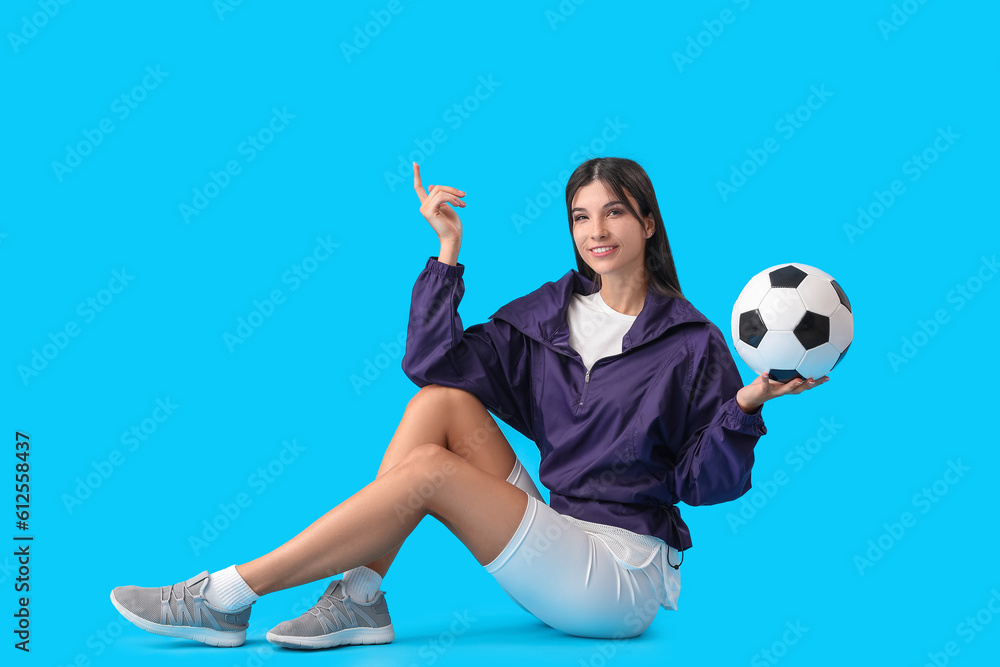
[342,566,382,603]
[202,565,259,612]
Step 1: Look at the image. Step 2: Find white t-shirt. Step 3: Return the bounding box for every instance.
[564,289,682,610]
[566,290,637,372]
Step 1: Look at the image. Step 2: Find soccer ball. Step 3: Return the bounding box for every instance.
[730,263,853,383]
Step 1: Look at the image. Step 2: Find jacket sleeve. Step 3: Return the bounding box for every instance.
[400,257,535,441]
[671,323,767,506]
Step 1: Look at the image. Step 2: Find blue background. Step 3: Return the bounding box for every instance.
[4,1,998,665]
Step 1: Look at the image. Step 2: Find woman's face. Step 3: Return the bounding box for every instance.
[571,181,653,284]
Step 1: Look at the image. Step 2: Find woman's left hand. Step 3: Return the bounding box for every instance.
[736,373,830,414]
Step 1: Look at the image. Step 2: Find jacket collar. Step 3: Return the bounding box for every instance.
[490,269,711,354]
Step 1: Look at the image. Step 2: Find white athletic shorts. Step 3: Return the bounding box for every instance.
[484,457,682,639]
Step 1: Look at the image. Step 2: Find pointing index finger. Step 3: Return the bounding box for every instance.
[413,162,426,202]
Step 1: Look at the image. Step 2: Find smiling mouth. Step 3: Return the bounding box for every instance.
[589,246,618,257]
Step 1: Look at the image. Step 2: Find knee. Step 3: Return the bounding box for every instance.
[399,443,460,481]
[396,444,461,510]
[409,384,480,412]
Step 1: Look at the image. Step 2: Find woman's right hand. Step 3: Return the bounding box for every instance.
[413,162,465,246]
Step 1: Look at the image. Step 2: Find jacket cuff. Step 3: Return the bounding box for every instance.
[722,396,767,436]
[426,256,465,278]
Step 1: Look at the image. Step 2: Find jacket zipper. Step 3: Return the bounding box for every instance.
[563,339,637,407]
[577,352,626,406]
[579,368,591,406]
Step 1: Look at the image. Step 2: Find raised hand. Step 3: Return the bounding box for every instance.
[413,162,466,246]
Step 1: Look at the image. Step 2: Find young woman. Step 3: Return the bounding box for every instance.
[110,157,828,649]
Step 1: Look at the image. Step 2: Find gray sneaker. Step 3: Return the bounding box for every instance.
[266,579,394,649]
[110,570,252,647]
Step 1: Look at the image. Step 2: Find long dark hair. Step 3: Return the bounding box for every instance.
[566,157,685,300]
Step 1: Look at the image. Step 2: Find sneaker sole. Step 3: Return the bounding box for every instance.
[110,590,246,648]
[266,624,394,649]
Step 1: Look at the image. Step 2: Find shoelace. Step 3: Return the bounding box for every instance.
[318,583,347,605]
[309,582,383,631]
[162,581,192,607]
[158,579,246,628]
[161,581,206,626]
[307,584,356,631]
[308,583,341,615]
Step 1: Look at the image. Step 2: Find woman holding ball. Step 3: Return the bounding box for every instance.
[110,157,828,649]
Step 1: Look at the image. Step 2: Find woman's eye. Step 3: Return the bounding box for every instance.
[575,210,621,221]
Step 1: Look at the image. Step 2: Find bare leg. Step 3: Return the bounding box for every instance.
[236,442,529,596]
[362,385,518,578]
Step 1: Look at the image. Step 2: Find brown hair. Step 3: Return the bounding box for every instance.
[566,157,685,300]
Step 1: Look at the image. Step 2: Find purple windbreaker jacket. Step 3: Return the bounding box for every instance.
[402,257,768,552]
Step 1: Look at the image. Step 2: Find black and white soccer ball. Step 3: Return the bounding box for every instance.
[731,263,853,383]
